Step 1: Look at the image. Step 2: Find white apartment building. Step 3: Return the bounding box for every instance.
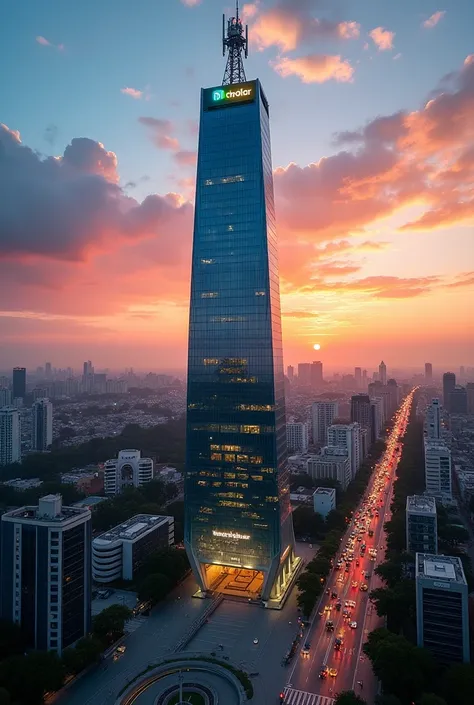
[327,422,361,478]
[32,398,53,452]
[424,440,452,498]
[371,397,384,438]
[311,402,338,444]
[286,422,309,453]
[104,449,154,496]
[307,447,352,491]
[425,399,441,440]
[0,406,21,465]
[0,389,12,406]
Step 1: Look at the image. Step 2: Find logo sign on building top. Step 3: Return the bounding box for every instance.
[203,81,256,111]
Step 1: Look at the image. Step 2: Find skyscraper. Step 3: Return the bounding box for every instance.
[406,495,438,555]
[354,367,362,388]
[379,360,387,385]
[350,394,373,444]
[45,362,52,380]
[310,360,323,388]
[0,494,92,654]
[424,440,452,497]
[327,422,361,478]
[184,6,296,604]
[12,367,26,400]
[425,362,433,383]
[415,553,470,663]
[32,398,53,452]
[425,399,441,439]
[286,422,309,453]
[297,362,311,386]
[443,372,456,413]
[312,401,338,444]
[0,407,21,466]
[287,365,294,381]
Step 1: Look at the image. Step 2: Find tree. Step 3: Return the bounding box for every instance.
[0,619,24,661]
[440,662,474,705]
[363,628,434,704]
[417,695,447,705]
[92,604,132,646]
[439,524,469,547]
[334,691,366,705]
[138,573,172,604]
[62,635,103,675]
[0,651,65,705]
[375,696,403,705]
[0,688,10,705]
[292,506,325,539]
[370,580,416,633]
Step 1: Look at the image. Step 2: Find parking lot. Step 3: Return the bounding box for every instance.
[91,588,138,616]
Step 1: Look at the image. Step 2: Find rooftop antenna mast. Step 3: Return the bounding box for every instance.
[222,1,248,85]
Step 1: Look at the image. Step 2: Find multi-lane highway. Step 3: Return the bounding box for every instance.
[283,390,416,705]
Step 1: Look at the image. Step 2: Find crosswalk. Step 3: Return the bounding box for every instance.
[283,688,335,705]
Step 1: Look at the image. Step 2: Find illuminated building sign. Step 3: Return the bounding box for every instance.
[203,81,256,111]
[212,529,250,540]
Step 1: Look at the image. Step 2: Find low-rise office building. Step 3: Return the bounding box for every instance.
[104,449,154,496]
[313,487,336,518]
[406,495,438,555]
[92,514,174,583]
[415,553,470,663]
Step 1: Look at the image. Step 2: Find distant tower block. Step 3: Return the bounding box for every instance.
[222,1,248,85]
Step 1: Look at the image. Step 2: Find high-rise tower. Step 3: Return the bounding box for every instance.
[185,5,297,604]
[379,360,387,385]
[222,1,248,85]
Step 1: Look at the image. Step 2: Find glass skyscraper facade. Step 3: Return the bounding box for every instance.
[185,79,296,602]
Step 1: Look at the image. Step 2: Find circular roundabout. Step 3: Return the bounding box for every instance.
[116,655,251,705]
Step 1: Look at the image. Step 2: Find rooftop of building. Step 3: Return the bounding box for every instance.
[424,439,451,452]
[416,553,467,585]
[407,495,437,514]
[93,513,171,545]
[2,493,90,524]
[313,487,336,497]
[73,496,108,508]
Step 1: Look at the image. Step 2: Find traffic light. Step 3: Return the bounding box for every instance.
[279,693,285,704]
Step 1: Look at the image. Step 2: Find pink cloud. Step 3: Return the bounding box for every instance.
[181,0,201,6]
[138,117,180,151]
[369,27,395,51]
[36,36,64,51]
[423,11,446,29]
[174,150,197,166]
[271,54,354,84]
[121,87,143,99]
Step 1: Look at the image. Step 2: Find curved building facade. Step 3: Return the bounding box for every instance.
[185,79,296,603]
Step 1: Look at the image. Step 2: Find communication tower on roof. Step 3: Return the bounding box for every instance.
[222,1,248,85]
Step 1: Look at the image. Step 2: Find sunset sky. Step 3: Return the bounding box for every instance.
[1,0,473,373]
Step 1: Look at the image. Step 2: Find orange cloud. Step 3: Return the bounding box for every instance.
[174,150,197,166]
[369,27,395,51]
[271,54,354,84]
[423,11,445,29]
[121,87,143,99]
[249,1,360,52]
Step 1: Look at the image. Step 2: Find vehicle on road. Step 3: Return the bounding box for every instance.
[350,621,358,629]
[334,637,343,650]
[319,666,329,679]
[329,667,338,677]
[326,620,334,632]
[301,642,311,656]
[360,583,368,591]
[331,591,338,599]
[351,580,358,588]
[253,637,259,644]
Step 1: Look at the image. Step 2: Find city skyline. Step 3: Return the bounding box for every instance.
[1,0,474,369]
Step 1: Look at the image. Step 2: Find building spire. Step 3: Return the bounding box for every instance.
[222,1,248,85]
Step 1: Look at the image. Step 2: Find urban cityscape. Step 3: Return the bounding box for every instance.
[1,2,473,705]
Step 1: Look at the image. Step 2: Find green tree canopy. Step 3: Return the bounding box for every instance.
[92,604,132,646]
[440,662,474,705]
[334,691,367,705]
[62,635,103,675]
[138,573,172,604]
